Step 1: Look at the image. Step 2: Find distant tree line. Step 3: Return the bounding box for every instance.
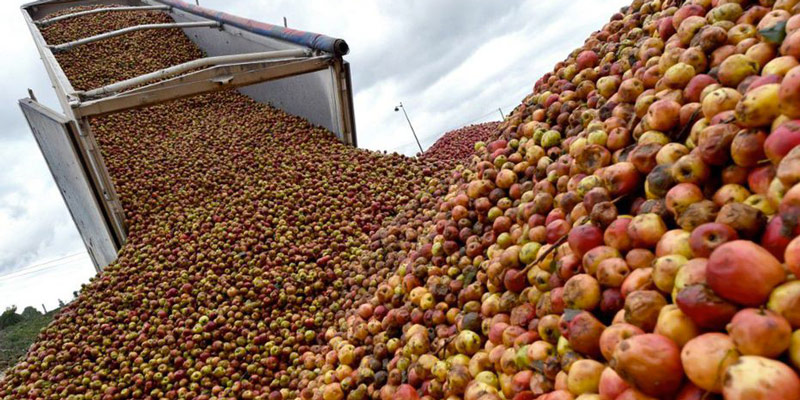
[0,306,43,330]
[0,299,69,331]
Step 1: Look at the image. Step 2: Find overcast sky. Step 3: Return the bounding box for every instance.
[0,0,629,311]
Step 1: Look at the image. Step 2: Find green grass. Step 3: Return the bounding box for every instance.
[0,310,57,374]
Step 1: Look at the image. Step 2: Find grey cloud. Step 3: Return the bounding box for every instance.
[351,1,526,93]
[0,1,84,276]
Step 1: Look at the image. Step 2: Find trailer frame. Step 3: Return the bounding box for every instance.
[20,0,356,270]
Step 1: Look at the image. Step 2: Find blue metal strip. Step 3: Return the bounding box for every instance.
[156,0,349,56]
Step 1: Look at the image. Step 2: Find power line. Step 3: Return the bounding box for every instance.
[0,252,88,282]
[423,102,520,146]
[0,259,84,282]
[391,102,519,153]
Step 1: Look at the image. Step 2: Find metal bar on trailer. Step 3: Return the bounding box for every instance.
[332,60,356,147]
[80,48,310,98]
[342,62,357,147]
[75,117,128,246]
[48,21,220,52]
[74,57,331,117]
[113,58,314,96]
[21,8,78,105]
[35,5,171,26]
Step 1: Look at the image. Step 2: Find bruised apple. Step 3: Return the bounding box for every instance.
[676,284,739,330]
[680,333,739,392]
[599,323,644,362]
[726,308,792,358]
[610,334,683,397]
[722,356,800,400]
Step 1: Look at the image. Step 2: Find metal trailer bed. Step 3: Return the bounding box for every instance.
[19,0,356,271]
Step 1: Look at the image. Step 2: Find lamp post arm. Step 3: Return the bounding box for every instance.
[400,105,423,153]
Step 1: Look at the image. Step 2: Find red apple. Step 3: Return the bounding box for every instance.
[730,128,767,167]
[761,215,798,261]
[666,183,704,217]
[727,308,792,358]
[602,162,640,197]
[620,268,655,298]
[784,236,800,277]
[600,288,625,318]
[596,258,630,288]
[561,311,605,359]
[604,219,633,253]
[684,74,717,103]
[646,100,681,132]
[779,65,800,118]
[764,120,800,165]
[623,290,666,332]
[688,222,738,258]
[614,388,658,400]
[706,240,785,306]
[395,384,420,400]
[568,224,604,257]
[625,249,654,270]
[599,367,630,400]
[577,50,599,70]
[675,382,721,400]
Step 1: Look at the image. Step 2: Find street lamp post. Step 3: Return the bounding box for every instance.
[394,102,423,154]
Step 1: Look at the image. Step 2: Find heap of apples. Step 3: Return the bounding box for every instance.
[0,6,462,400]
[421,123,501,167]
[301,1,800,400]
[6,0,800,399]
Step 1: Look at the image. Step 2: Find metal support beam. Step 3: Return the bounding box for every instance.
[74,117,128,247]
[48,21,220,52]
[35,5,172,26]
[80,49,310,98]
[19,98,119,270]
[330,60,355,147]
[113,58,310,97]
[74,56,332,117]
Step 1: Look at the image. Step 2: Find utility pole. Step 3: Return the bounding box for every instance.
[283,17,287,28]
[395,102,423,153]
[498,108,505,120]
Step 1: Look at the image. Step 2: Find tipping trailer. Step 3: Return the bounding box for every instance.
[19,0,356,272]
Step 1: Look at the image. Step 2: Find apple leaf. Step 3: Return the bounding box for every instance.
[759,21,787,44]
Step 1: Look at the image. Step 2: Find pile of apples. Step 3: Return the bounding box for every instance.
[301,1,800,400]
[39,5,203,91]
[0,6,460,400]
[421,123,501,167]
[6,0,800,399]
